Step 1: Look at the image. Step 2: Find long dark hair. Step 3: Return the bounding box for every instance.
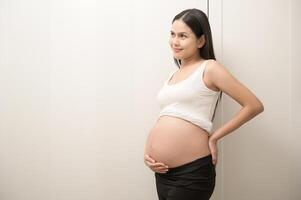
[171,8,222,122]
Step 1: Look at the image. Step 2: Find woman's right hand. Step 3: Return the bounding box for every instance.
[144,154,169,173]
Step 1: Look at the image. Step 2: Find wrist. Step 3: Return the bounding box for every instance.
[209,135,219,143]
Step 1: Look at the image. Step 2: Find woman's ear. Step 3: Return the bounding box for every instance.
[197,35,205,48]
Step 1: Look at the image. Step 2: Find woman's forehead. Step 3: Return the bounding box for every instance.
[171,21,192,34]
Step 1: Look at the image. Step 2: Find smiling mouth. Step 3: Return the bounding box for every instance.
[173,48,183,52]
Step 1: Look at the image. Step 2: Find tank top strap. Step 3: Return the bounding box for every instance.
[199,59,211,74]
[164,69,177,84]
[192,59,210,79]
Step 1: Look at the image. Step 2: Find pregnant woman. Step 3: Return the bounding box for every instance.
[143,8,264,200]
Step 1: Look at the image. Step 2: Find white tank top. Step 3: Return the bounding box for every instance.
[156,60,221,134]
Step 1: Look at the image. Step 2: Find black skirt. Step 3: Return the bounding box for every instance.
[155,154,216,200]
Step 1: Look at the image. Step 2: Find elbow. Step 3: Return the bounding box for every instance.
[245,101,264,114]
[255,102,264,114]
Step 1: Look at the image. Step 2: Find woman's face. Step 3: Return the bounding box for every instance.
[169,19,204,60]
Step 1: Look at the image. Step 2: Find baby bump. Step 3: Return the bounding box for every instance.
[145,116,211,168]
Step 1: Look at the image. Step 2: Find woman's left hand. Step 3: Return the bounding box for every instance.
[208,137,218,166]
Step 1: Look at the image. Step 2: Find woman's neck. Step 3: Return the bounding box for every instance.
[180,57,205,68]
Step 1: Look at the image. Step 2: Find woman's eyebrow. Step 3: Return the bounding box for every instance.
[170,30,188,34]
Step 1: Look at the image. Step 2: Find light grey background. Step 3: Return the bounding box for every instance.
[0,0,300,199]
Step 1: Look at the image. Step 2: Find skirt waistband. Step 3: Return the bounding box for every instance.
[162,154,213,175]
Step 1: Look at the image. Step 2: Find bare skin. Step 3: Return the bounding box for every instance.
[145,118,212,170]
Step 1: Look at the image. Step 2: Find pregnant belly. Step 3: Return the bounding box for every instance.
[144,116,211,168]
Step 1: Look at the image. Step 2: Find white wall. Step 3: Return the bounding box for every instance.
[0,0,299,200]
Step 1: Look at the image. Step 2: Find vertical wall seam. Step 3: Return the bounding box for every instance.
[288,0,292,199]
[207,0,224,198]
[220,0,224,199]
[207,0,209,18]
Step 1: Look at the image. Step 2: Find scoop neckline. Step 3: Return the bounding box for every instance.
[165,60,207,86]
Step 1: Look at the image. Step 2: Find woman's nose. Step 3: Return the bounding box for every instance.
[171,38,180,46]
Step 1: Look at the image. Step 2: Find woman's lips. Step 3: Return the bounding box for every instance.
[173,48,183,53]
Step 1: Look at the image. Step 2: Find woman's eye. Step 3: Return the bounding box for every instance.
[170,33,186,38]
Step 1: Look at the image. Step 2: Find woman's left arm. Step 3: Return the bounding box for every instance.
[207,60,265,142]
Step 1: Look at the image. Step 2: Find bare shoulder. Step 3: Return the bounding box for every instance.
[205,59,238,88]
[205,59,228,76]
[203,59,231,87]
[205,59,264,110]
